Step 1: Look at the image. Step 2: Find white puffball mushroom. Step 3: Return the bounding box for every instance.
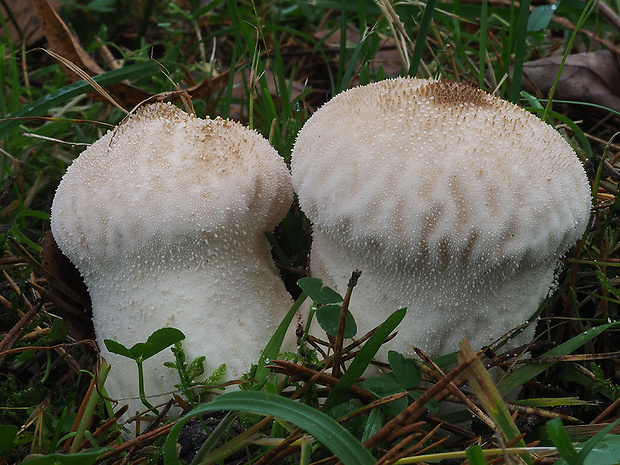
[291,78,591,359]
[51,102,295,419]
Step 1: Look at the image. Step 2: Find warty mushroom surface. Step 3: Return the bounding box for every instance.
[291,77,591,360]
[51,102,296,424]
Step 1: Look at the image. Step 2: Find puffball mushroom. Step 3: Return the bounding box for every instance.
[51,102,295,420]
[291,78,591,359]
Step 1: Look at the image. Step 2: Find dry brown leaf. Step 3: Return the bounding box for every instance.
[33,0,104,77]
[315,26,402,78]
[521,50,620,113]
[40,231,94,342]
[186,76,228,102]
[33,0,152,108]
[34,0,230,110]
[1,0,60,46]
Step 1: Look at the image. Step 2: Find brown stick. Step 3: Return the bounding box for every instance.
[332,270,361,378]
[363,351,477,449]
[591,396,620,424]
[269,360,376,402]
[0,300,43,365]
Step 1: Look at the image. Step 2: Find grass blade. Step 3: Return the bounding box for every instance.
[546,419,620,465]
[163,391,376,465]
[542,0,597,121]
[478,0,489,88]
[0,61,160,136]
[547,418,579,464]
[459,339,533,464]
[466,445,488,465]
[526,106,593,160]
[254,292,308,384]
[339,28,371,93]
[509,0,531,103]
[336,0,349,92]
[498,322,620,395]
[409,0,438,77]
[322,307,406,411]
[20,448,112,464]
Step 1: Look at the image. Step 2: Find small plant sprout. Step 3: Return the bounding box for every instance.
[291,78,591,360]
[104,328,185,414]
[51,102,296,424]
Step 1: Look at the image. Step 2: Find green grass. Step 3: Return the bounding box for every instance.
[1,0,619,464]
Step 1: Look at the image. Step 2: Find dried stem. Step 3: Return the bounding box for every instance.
[332,269,361,378]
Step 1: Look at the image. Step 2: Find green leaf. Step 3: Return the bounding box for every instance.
[20,448,112,464]
[521,90,545,110]
[363,374,404,399]
[363,374,407,418]
[510,0,532,103]
[547,418,579,464]
[568,418,620,465]
[323,308,407,411]
[132,328,185,361]
[163,391,375,465]
[432,351,458,368]
[339,28,372,92]
[297,277,343,305]
[325,402,367,437]
[549,419,620,465]
[580,433,620,465]
[541,0,598,121]
[512,397,592,408]
[498,322,620,395]
[595,270,620,297]
[526,106,593,159]
[388,351,421,389]
[527,1,560,31]
[105,328,185,362]
[466,445,488,465]
[408,0,438,77]
[316,304,357,338]
[186,356,206,381]
[460,339,532,464]
[0,425,17,459]
[47,319,69,342]
[188,412,239,465]
[103,339,134,359]
[361,408,385,443]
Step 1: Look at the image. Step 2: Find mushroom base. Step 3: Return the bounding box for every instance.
[306,229,553,362]
[85,244,297,434]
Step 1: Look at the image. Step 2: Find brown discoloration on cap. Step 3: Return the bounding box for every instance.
[416,80,495,109]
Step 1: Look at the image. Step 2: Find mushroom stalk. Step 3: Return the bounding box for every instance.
[84,236,293,409]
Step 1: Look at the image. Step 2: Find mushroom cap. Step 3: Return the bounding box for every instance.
[291,78,591,355]
[52,102,293,272]
[292,78,590,274]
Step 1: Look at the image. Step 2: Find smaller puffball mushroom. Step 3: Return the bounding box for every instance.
[291,78,591,360]
[51,102,295,422]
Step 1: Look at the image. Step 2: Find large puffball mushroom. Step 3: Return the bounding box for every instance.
[51,102,295,421]
[291,78,591,359]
